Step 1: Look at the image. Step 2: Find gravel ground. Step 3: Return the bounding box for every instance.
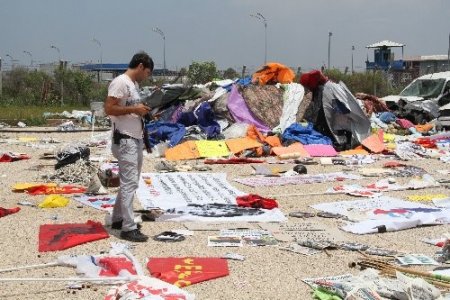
[0,130,449,299]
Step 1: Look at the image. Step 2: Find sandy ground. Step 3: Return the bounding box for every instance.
[0,130,449,300]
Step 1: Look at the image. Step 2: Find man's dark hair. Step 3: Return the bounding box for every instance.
[128,52,154,71]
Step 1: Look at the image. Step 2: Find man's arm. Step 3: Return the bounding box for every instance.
[104,96,150,117]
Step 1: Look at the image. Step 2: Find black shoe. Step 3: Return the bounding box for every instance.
[120,229,148,242]
[111,221,141,230]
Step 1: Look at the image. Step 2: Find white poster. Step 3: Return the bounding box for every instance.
[137,173,246,210]
[137,173,287,222]
[312,196,450,234]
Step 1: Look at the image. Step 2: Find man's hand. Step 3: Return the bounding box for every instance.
[133,104,151,117]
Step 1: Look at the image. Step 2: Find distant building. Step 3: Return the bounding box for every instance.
[404,55,450,76]
[77,63,180,83]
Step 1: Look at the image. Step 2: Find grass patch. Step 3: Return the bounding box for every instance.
[0,105,90,126]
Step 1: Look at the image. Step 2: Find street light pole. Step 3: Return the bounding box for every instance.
[50,45,63,106]
[328,32,332,69]
[351,45,355,74]
[152,27,166,76]
[23,51,33,69]
[92,38,103,83]
[448,32,450,71]
[250,13,268,64]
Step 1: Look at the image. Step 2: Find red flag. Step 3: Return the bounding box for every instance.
[147,257,229,287]
[39,220,109,252]
[0,207,20,218]
[27,184,86,195]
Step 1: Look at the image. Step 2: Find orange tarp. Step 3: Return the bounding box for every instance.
[165,141,200,161]
[361,134,385,153]
[225,138,262,154]
[272,142,310,158]
[252,63,295,85]
[340,145,369,155]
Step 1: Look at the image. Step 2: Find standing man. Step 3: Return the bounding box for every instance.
[104,52,153,242]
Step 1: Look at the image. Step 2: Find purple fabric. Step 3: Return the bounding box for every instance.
[227,85,270,132]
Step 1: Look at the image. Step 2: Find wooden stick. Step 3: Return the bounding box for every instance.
[0,276,138,283]
[0,262,59,273]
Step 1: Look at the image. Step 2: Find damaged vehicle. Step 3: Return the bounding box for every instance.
[382,71,450,125]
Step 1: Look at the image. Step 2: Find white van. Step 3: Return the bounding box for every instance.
[382,71,450,122]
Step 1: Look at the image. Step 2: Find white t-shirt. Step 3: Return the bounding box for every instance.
[107,74,143,139]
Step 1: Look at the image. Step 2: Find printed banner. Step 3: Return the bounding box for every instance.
[72,195,116,212]
[234,172,361,187]
[137,173,245,210]
[137,173,286,222]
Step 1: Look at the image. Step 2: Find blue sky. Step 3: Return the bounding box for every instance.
[1,0,449,72]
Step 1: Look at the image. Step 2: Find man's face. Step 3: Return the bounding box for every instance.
[137,64,152,82]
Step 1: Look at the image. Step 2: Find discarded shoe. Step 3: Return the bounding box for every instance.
[153,231,185,242]
[120,229,148,242]
[111,221,141,230]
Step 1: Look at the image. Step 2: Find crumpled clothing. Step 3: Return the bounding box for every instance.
[396,118,414,129]
[246,125,281,156]
[223,76,252,92]
[195,102,221,138]
[312,288,342,300]
[38,195,70,208]
[299,70,328,90]
[227,85,270,132]
[0,207,20,218]
[252,63,295,85]
[355,92,390,116]
[146,121,186,148]
[378,112,397,124]
[282,123,332,145]
[236,194,278,209]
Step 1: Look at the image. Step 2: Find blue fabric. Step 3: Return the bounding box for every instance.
[224,76,252,91]
[378,112,397,124]
[282,123,332,145]
[178,111,197,127]
[145,122,186,148]
[195,102,221,138]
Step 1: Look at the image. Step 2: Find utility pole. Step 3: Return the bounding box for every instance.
[23,51,33,69]
[51,45,64,106]
[351,45,355,74]
[92,38,102,83]
[327,32,332,69]
[152,27,166,77]
[448,32,450,71]
[0,56,3,98]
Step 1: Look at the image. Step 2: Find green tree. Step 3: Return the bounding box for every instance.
[223,67,239,80]
[187,61,218,84]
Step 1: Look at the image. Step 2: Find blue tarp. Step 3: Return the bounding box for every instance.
[178,102,220,138]
[282,123,332,145]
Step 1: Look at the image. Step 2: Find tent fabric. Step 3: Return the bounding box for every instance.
[272,142,310,158]
[0,207,20,218]
[320,81,371,149]
[355,92,390,116]
[379,112,397,124]
[147,257,229,287]
[273,83,305,133]
[282,123,333,145]
[195,140,230,158]
[39,220,109,252]
[165,141,200,161]
[195,102,221,138]
[145,121,186,148]
[361,134,385,153]
[299,70,328,91]
[241,84,284,129]
[225,137,262,154]
[38,195,70,208]
[12,183,57,192]
[246,125,282,156]
[227,85,270,132]
[303,144,338,157]
[252,63,295,85]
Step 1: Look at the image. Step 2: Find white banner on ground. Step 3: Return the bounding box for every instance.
[312,196,450,234]
[137,173,246,210]
[137,173,286,222]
